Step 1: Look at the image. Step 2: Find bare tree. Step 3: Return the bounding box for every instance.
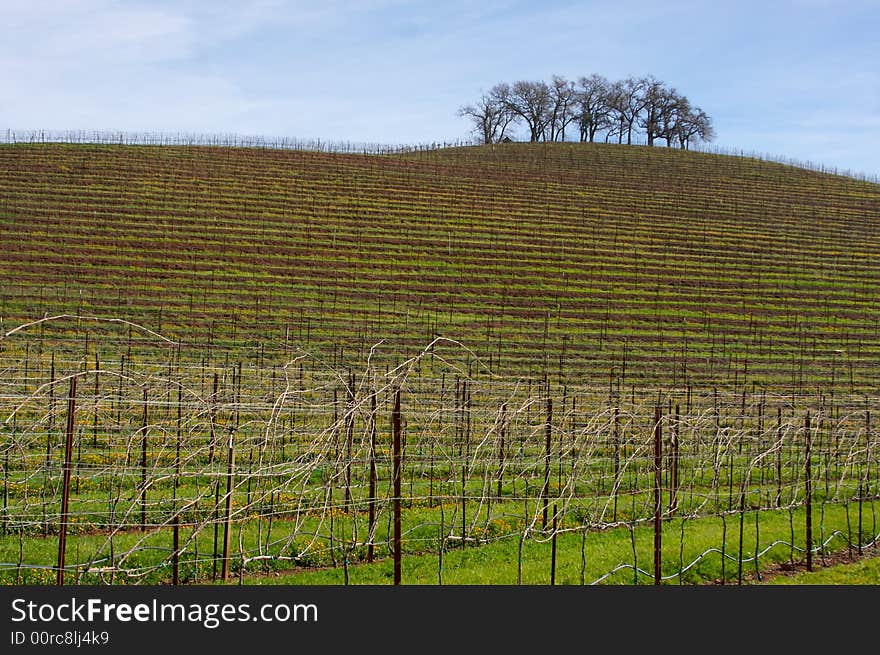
[459,73,713,148]
[639,78,690,147]
[676,107,714,149]
[607,76,649,145]
[575,74,611,143]
[658,92,689,147]
[505,80,552,142]
[458,84,515,144]
[604,116,624,144]
[547,75,577,141]
[642,86,714,149]
[639,77,668,146]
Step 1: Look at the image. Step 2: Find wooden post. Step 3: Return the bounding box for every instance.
[542,397,552,531]
[613,406,620,523]
[857,478,863,557]
[173,382,182,585]
[210,373,221,581]
[116,354,124,428]
[92,353,99,447]
[775,407,783,507]
[221,429,235,581]
[653,405,663,585]
[754,504,761,581]
[367,391,377,563]
[57,376,77,586]
[392,389,402,585]
[497,403,506,499]
[2,445,7,537]
[737,488,745,585]
[670,404,680,513]
[805,413,813,572]
[212,477,221,581]
[861,409,870,556]
[208,373,218,467]
[140,389,148,532]
[461,380,469,544]
[550,503,558,585]
[44,353,55,537]
[344,371,354,512]
[438,501,445,585]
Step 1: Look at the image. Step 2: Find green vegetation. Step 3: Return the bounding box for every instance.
[767,553,880,585]
[0,141,878,585]
[1,142,878,387]
[254,502,877,585]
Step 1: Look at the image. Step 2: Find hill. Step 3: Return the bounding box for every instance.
[1,141,878,390]
[1,140,878,586]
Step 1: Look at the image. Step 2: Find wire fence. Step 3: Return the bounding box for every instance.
[2,128,876,184]
[1,320,876,585]
[0,129,478,156]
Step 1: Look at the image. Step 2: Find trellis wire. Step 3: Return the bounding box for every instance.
[1,322,877,585]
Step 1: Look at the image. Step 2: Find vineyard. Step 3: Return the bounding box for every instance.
[0,140,879,584]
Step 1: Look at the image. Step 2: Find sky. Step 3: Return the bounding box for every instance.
[2,0,878,176]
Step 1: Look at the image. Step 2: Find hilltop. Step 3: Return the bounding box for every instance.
[1,141,878,390]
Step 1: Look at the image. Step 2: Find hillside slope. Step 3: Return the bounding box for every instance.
[1,141,878,390]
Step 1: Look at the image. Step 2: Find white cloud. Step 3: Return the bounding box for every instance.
[6,72,258,133]
[0,0,876,174]
[1,1,194,67]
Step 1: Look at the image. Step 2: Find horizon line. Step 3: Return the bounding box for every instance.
[3,128,877,185]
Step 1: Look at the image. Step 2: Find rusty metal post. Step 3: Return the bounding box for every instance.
[861,409,870,556]
[654,405,663,585]
[497,403,506,500]
[140,389,148,532]
[208,373,218,467]
[460,380,469,544]
[392,389,402,585]
[738,488,745,585]
[221,429,235,581]
[670,404,680,513]
[805,413,813,572]
[345,371,354,512]
[57,376,77,586]
[367,391,377,563]
[613,406,620,523]
[550,503,558,585]
[173,383,182,585]
[172,514,180,585]
[93,353,99,447]
[542,397,552,531]
[776,407,783,507]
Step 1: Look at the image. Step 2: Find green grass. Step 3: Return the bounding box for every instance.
[766,552,880,584]
[245,501,878,585]
[1,140,879,586]
[1,141,879,389]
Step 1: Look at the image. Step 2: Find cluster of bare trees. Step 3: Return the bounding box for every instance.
[458,75,714,148]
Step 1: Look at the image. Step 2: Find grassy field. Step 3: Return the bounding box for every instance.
[2,141,879,386]
[767,550,880,585]
[0,141,878,584]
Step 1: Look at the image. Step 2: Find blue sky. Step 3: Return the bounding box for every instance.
[2,0,878,175]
